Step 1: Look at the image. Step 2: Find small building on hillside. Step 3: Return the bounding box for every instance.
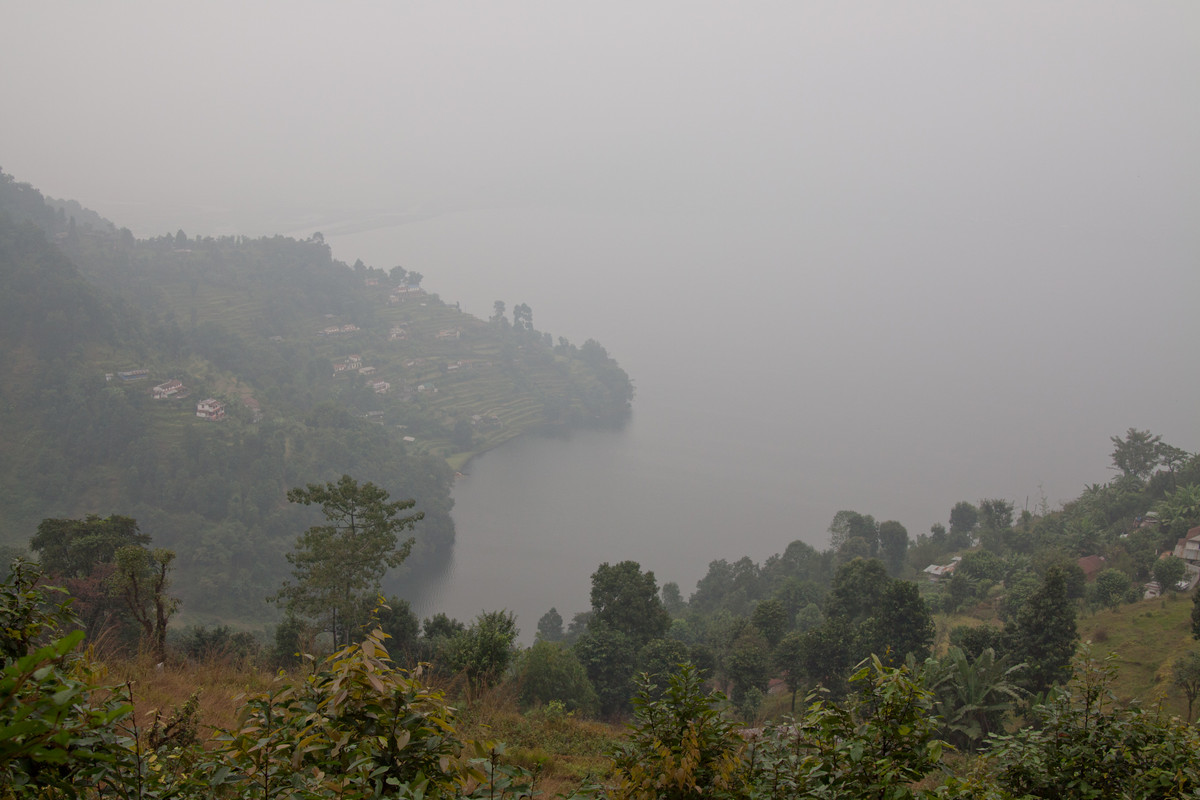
[152,380,185,399]
[923,556,961,581]
[1172,527,1200,565]
[196,398,225,421]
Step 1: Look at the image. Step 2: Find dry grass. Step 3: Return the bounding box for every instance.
[87,650,621,795]
[458,686,623,796]
[99,651,277,738]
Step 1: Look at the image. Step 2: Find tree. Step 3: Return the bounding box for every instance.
[536,607,564,642]
[725,628,772,714]
[1005,566,1078,694]
[1152,556,1187,593]
[1092,568,1132,612]
[877,520,909,576]
[490,300,507,325]
[445,610,519,693]
[661,582,687,616]
[1110,428,1163,480]
[775,631,807,711]
[637,637,692,687]
[1156,443,1192,489]
[798,617,856,698]
[110,545,179,662]
[29,515,150,642]
[517,640,598,714]
[750,598,789,648]
[863,580,934,666]
[978,498,1015,553]
[273,475,422,647]
[1172,650,1200,723]
[828,511,878,557]
[1156,483,1200,538]
[978,498,1015,532]
[948,502,979,548]
[950,624,1006,661]
[573,624,638,717]
[30,515,149,579]
[825,558,889,622]
[588,561,670,649]
[512,302,533,331]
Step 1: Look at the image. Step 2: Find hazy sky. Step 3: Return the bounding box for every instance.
[3,3,1198,566]
[5,4,1196,225]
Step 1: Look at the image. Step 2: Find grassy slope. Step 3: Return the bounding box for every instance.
[1076,591,1198,719]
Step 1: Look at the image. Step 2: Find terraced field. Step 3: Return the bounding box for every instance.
[133,262,630,473]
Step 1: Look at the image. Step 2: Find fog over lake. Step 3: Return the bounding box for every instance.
[328,202,1195,635]
[3,3,1197,636]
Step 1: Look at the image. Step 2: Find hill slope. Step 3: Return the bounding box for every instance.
[0,170,633,627]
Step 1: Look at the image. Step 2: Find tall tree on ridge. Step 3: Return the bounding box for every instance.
[273,475,422,647]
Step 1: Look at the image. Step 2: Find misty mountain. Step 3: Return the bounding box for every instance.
[0,171,632,627]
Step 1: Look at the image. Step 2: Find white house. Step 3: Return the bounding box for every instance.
[196,398,225,421]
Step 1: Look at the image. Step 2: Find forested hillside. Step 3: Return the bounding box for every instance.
[0,170,632,624]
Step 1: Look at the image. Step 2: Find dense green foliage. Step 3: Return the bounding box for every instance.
[7,556,1200,798]
[959,647,1200,799]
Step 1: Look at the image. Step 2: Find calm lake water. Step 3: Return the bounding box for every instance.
[329,204,1176,640]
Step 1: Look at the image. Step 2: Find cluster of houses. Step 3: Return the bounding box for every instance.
[332,355,390,394]
[147,377,225,421]
[387,285,424,305]
[319,323,360,337]
[922,524,1200,599]
[332,355,364,375]
[101,366,235,423]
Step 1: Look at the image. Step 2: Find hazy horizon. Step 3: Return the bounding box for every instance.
[3,3,1197,592]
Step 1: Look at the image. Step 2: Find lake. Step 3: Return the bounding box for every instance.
[328,203,1185,640]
